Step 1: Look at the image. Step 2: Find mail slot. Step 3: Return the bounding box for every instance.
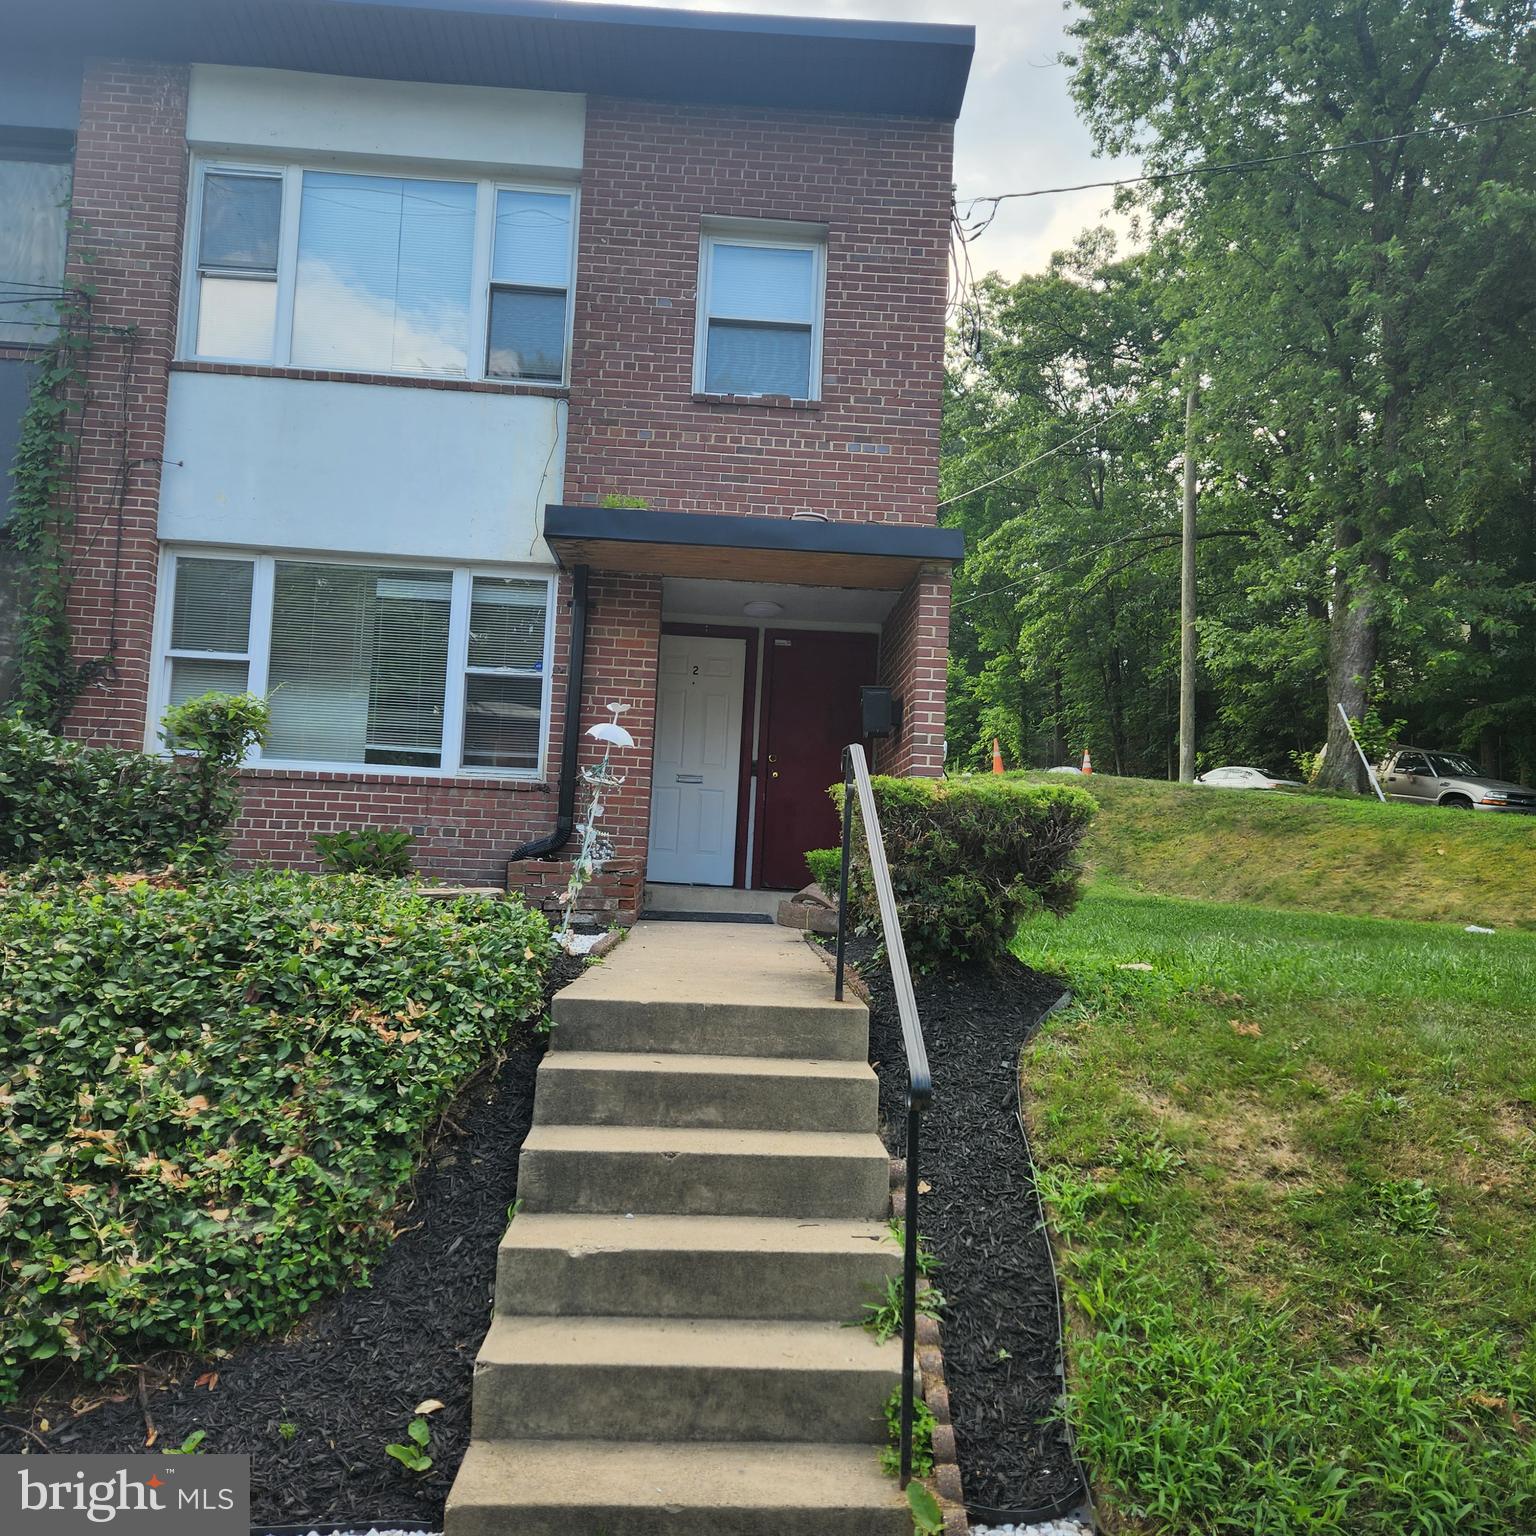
[676,773,703,783]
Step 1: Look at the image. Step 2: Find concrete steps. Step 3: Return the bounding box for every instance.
[496,1213,899,1318]
[444,921,908,1536]
[471,1315,898,1442]
[517,1123,892,1218]
[450,1439,911,1536]
[533,1050,879,1130]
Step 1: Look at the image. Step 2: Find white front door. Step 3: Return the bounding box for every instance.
[647,634,746,886]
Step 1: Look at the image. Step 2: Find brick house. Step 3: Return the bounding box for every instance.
[6,0,971,923]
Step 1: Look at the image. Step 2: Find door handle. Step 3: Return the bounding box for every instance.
[676,773,703,783]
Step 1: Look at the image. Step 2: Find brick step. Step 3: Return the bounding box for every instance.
[496,1212,898,1319]
[469,1315,900,1443]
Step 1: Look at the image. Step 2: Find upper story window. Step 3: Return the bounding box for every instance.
[184,161,577,384]
[155,549,554,778]
[0,129,73,345]
[695,222,825,400]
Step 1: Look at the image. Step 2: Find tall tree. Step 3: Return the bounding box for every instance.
[1066,0,1536,788]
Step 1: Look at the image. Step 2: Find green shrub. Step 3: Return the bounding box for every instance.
[0,871,553,1397]
[0,693,267,873]
[805,847,841,892]
[314,827,416,876]
[834,775,1096,969]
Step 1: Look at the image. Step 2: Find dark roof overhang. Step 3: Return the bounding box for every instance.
[543,505,963,591]
[13,0,974,121]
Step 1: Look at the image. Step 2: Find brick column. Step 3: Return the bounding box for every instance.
[507,570,662,925]
[875,565,950,777]
[62,60,189,748]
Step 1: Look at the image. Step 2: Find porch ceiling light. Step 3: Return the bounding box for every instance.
[742,600,784,617]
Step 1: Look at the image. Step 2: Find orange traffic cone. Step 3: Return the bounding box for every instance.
[991,737,1005,774]
[1081,748,1093,774]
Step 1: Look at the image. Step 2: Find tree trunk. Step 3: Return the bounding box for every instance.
[1316,533,1384,793]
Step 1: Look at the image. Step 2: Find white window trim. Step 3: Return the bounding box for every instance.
[148,546,557,781]
[693,221,827,400]
[179,156,579,386]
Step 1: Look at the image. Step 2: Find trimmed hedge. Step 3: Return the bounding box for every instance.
[834,775,1096,969]
[0,694,267,873]
[0,871,553,1396]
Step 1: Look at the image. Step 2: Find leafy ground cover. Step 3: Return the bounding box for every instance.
[1014,771,1536,930]
[1018,884,1536,1534]
[0,871,553,1399]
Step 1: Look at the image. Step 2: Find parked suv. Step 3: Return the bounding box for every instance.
[1378,748,1536,812]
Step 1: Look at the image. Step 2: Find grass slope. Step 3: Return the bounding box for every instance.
[1014,772,1536,930]
[1019,885,1536,1535]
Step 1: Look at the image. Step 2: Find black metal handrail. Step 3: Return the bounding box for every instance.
[833,742,932,1488]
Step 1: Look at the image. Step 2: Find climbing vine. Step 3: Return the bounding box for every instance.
[5,259,125,731]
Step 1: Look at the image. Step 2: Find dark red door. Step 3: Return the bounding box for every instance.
[757,630,879,889]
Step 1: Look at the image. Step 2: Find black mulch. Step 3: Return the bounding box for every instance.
[2,952,589,1533]
[844,935,1087,1521]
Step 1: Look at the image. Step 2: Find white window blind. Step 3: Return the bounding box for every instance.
[267,562,452,767]
[701,238,820,398]
[165,557,253,709]
[486,188,572,382]
[155,552,551,777]
[462,576,548,770]
[195,171,281,361]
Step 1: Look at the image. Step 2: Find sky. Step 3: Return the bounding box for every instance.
[569,0,1142,281]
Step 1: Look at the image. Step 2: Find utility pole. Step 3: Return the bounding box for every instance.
[1177,381,1198,783]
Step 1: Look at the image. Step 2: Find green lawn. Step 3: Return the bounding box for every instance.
[1012,771,1536,931]
[1018,884,1536,1535]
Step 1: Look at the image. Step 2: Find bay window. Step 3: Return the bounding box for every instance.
[184,160,577,382]
[154,551,553,777]
[695,223,825,399]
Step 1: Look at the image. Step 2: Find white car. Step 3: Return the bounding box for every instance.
[1194,765,1297,791]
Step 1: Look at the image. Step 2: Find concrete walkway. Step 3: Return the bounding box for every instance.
[444,920,908,1535]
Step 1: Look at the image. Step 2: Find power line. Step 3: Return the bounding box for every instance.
[936,402,1142,509]
[958,107,1535,232]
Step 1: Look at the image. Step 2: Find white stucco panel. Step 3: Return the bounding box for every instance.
[187,65,584,173]
[159,372,562,565]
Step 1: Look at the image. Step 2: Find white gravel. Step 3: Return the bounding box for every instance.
[970,1520,1093,1536]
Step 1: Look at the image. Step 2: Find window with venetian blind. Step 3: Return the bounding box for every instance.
[159,552,552,776]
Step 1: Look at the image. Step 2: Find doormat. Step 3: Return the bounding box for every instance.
[640,910,774,924]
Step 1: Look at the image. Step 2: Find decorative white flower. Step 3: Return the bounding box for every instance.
[587,722,635,748]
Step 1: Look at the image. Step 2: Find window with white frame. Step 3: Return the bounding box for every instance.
[157,551,553,776]
[185,161,576,382]
[695,225,825,399]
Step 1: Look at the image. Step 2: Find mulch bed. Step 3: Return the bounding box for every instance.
[2,952,588,1532]
[843,934,1088,1522]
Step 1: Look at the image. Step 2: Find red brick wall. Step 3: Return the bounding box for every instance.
[46,63,949,898]
[62,60,189,748]
[563,98,952,526]
[875,566,951,777]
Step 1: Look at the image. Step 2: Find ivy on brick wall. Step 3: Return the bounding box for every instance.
[6,265,126,732]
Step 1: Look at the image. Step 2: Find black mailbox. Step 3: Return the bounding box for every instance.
[860,686,900,739]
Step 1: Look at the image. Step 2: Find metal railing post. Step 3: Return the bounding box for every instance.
[834,744,933,1495]
[900,1099,921,1487]
[834,748,853,1003]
